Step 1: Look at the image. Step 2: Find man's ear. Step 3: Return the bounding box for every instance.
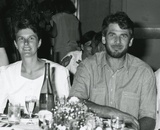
[38,39,42,48]
[14,40,18,49]
[129,38,134,47]
[102,36,106,44]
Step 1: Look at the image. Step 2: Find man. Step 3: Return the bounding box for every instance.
[70,12,156,130]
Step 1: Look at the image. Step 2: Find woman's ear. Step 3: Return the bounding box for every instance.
[14,40,18,49]
[102,36,106,44]
[38,39,42,48]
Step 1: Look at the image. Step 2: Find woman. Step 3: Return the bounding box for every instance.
[0,18,70,113]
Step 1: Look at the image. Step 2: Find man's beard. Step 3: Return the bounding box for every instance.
[106,44,128,58]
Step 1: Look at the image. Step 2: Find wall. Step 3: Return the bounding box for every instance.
[79,0,110,34]
[121,0,160,70]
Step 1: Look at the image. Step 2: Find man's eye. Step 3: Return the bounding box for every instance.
[108,33,115,37]
[121,34,128,39]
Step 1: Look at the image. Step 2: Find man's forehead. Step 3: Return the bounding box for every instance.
[107,23,131,34]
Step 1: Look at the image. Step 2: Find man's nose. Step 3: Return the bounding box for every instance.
[115,36,121,44]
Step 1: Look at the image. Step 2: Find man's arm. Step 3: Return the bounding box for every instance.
[139,117,155,130]
[84,99,140,130]
[0,48,9,66]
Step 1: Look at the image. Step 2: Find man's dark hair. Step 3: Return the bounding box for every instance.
[102,11,134,37]
[13,18,41,40]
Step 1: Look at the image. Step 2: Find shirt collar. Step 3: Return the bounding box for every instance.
[99,52,130,71]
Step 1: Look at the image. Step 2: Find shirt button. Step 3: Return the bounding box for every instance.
[111,102,112,104]
[111,89,113,92]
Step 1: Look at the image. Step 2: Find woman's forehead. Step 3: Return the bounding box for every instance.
[16,28,37,37]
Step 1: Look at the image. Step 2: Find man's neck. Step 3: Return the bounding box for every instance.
[106,54,126,72]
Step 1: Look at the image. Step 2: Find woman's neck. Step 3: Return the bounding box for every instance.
[21,58,45,79]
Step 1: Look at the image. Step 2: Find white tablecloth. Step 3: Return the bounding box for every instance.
[0,118,41,130]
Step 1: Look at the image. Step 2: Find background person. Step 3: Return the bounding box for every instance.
[0,19,9,66]
[50,0,80,63]
[61,30,96,84]
[91,31,106,55]
[61,31,96,74]
[0,18,70,114]
[70,12,156,130]
[0,47,9,67]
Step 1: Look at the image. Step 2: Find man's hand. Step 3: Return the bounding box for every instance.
[61,55,72,67]
[123,113,140,130]
[83,99,140,130]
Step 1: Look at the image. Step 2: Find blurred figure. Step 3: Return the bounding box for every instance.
[61,31,96,75]
[50,0,80,63]
[0,47,9,66]
[0,19,9,66]
[91,31,106,55]
[38,0,57,60]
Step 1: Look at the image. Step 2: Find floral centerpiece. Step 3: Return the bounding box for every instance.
[50,97,110,130]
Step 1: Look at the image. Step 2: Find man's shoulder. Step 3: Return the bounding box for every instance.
[84,52,104,63]
[81,52,105,68]
[128,54,154,73]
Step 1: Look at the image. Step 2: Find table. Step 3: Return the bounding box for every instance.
[0,118,41,130]
[0,117,134,130]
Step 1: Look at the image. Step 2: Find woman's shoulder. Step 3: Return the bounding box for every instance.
[0,61,21,72]
[44,59,69,72]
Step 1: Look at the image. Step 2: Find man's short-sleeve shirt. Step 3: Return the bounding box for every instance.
[70,52,156,119]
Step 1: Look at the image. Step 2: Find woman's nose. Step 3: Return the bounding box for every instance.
[24,38,29,45]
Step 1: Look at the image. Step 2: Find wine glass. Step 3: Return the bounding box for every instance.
[25,96,37,124]
[111,115,125,130]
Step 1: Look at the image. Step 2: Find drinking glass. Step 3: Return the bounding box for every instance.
[111,115,125,130]
[8,103,21,124]
[25,96,37,124]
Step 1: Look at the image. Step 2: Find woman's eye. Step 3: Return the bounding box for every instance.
[17,37,24,42]
[28,36,36,41]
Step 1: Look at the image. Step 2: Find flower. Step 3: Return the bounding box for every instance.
[50,97,110,130]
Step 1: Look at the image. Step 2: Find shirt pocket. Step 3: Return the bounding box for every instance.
[120,91,140,119]
[91,86,106,105]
